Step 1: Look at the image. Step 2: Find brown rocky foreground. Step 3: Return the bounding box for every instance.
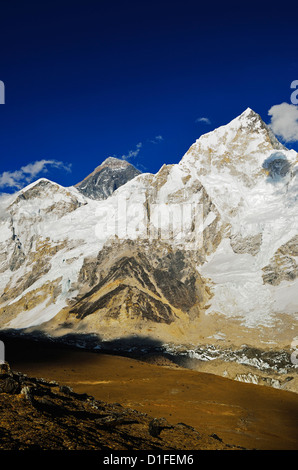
[1,335,298,450]
[0,362,238,451]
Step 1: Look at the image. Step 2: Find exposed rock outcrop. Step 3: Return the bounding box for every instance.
[75,157,141,200]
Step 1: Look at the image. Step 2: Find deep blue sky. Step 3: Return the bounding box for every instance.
[0,0,298,191]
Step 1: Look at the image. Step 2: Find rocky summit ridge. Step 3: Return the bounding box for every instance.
[75,156,141,200]
[0,108,297,392]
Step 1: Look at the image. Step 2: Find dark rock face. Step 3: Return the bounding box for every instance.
[262,235,298,285]
[69,241,207,324]
[0,376,20,394]
[262,152,291,180]
[148,417,173,437]
[75,157,141,200]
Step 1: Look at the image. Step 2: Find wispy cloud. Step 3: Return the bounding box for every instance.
[0,159,72,190]
[121,142,143,161]
[148,135,164,144]
[120,135,164,162]
[195,117,211,125]
[268,102,298,142]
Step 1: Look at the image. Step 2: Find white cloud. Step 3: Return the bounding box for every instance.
[0,159,72,190]
[196,117,211,125]
[0,170,23,189]
[121,142,143,161]
[149,135,164,144]
[120,135,163,161]
[268,102,298,142]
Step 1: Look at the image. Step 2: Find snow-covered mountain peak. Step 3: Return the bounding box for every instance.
[77,157,137,184]
[18,177,57,193]
[12,177,82,201]
[99,156,132,169]
[6,176,86,227]
[237,106,261,124]
[193,107,284,155]
[232,107,286,150]
[179,108,293,187]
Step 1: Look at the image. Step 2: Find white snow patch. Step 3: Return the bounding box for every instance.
[6,298,65,329]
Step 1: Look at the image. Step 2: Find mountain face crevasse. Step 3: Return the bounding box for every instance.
[0,108,297,391]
